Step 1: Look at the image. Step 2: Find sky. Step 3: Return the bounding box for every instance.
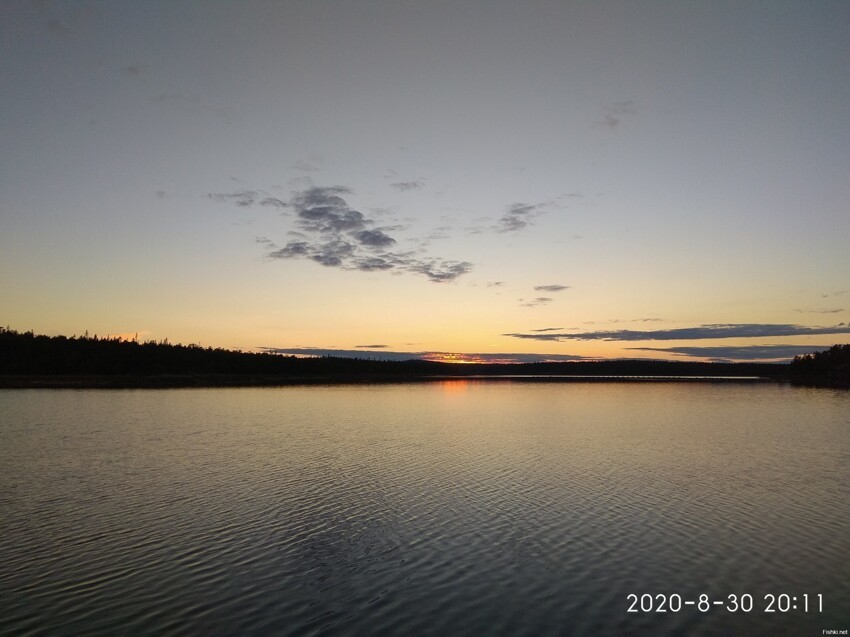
[2,0,849,363]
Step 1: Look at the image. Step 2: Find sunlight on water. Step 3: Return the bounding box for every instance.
[1,382,848,636]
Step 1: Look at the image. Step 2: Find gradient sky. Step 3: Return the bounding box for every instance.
[2,0,849,363]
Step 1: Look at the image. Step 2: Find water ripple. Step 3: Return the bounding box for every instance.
[0,383,848,636]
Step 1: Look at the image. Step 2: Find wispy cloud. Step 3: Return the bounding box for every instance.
[520,297,553,307]
[259,197,287,210]
[212,185,472,283]
[629,344,835,362]
[407,259,471,282]
[291,159,321,172]
[208,190,258,207]
[496,203,545,233]
[534,284,570,293]
[255,236,277,249]
[356,344,388,349]
[795,307,844,314]
[390,180,424,192]
[504,323,850,342]
[596,100,637,129]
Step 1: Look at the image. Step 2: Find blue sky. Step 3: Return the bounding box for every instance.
[2,1,849,362]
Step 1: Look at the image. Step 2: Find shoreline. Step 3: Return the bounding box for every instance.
[0,373,784,389]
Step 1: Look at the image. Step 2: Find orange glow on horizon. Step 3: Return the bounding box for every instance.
[423,352,479,364]
[423,352,526,364]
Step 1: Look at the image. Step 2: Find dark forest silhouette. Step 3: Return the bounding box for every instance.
[789,344,850,386]
[1,327,846,387]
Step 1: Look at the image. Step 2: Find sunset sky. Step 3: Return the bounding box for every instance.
[2,1,849,363]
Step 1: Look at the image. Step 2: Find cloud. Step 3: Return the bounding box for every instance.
[270,241,310,258]
[260,347,591,363]
[534,284,570,293]
[390,180,424,192]
[487,281,505,288]
[354,229,396,248]
[208,190,257,207]
[353,256,395,271]
[496,203,545,233]
[520,297,553,307]
[504,323,850,342]
[597,100,637,129]
[290,186,364,233]
[291,159,321,172]
[795,307,844,314]
[309,240,355,267]
[629,344,837,363]
[259,197,287,210]
[222,185,473,282]
[531,327,564,332]
[406,259,473,283]
[255,236,277,248]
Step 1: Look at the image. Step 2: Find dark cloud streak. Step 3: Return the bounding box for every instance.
[504,323,850,342]
[390,180,424,192]
[795,307,844,314]
[534,284,570,292]
[208,190,257,207]
[629,344,836,362]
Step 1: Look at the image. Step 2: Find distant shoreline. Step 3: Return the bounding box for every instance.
[2,329,847,388]
[0,373,783,389]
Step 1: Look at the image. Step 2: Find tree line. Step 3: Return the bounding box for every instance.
[788,344,850,386]
[1,327,847,386]
[0,327,434,378]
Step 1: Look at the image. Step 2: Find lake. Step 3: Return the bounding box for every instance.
[1,381,848,636]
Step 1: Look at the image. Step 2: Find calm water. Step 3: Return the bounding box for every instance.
[1,382,848,636]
